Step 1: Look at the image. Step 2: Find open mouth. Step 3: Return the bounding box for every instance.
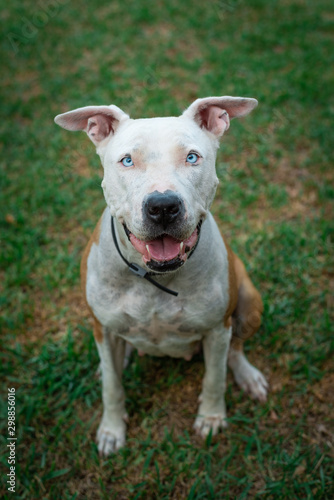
[123,221,202,273]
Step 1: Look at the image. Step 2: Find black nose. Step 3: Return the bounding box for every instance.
[144,190,184,228]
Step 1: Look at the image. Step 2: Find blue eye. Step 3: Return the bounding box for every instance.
[186,152,199,164]
[121,156,134,167]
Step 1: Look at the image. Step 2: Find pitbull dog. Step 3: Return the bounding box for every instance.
[54,96,267,456]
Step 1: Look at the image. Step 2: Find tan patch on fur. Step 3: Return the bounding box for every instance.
[80,215,104,343]
[223,237,263,351]
[223,239,238,328]
[93,317,103,343]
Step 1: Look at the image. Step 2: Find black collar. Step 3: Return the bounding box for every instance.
[111,217,202,296]
[111,216,179,296]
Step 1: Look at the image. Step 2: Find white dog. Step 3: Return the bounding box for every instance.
[55,96,267,456]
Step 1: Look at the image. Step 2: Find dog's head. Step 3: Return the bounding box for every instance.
[55,96,257,273]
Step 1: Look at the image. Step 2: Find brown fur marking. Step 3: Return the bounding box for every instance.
[93,317,104,344]
[223,240,238,327]
[223,238,263,351]
[80,215,103,343]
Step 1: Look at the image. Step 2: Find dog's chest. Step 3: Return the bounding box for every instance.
[95,280,227,358]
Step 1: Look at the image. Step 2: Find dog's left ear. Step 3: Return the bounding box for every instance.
[182,96,258,137]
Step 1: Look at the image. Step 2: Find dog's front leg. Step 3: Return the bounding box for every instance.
[95,326,127,456]
[194,325,232,438]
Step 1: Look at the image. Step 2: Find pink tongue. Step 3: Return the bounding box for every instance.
[147,235,180,262]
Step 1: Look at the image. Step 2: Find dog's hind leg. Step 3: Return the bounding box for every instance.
[123,342,134,368]
[227,252,268,402]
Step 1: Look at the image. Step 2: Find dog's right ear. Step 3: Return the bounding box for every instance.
[54,105,129,146]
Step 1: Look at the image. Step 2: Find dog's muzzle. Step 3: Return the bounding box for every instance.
[122,190,202,273]
[144,190,184,230]
[123,220,202,273]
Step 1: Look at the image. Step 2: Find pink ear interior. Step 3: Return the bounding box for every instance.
[87,115,113,143]
[54,105,129,145]
[200,106,230,136]
[183,96,258,138]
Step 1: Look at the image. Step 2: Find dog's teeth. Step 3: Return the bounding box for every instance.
[180,242,184,251]
[146,245,150,255]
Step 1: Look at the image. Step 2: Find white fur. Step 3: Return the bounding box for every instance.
[54,96,265,456]
[228,348,268,402]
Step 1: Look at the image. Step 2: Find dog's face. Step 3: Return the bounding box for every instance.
[101,115,219,272]
[55,96,257,272]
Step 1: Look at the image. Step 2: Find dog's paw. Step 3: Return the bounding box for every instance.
[96,419,126,456]
[194,413,228,438]
[234,362,268,402]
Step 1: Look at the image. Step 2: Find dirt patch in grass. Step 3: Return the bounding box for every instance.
[20,284,90,344]
[213,146,332,237]
[67,350,333,498]
[73,153,94,178]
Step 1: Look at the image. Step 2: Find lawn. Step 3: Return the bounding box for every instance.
[1,0,333,498]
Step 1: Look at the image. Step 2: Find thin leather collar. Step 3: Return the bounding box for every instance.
[110,216,201,297]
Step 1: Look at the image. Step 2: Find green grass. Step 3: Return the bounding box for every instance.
[1,0,333,498]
